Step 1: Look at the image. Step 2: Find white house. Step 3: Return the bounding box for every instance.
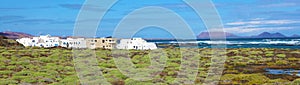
[60,38,87,48]
[39,35,60,48]
[16,38,33,47]
[116,38,158,50]
[17,35,88,48]
[17,35,60,48]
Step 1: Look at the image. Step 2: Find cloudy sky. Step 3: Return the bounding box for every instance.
[1,0,300,38]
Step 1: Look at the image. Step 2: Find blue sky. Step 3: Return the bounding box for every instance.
[1,0,300,38]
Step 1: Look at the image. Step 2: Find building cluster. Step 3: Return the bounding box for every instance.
[16,35,157,50]
[116,38,157,50]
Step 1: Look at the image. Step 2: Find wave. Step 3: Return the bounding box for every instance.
[151,38,300,46]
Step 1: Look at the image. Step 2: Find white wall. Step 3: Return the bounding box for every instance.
[16,38,32,47]
[116,38,158,50]
[17,35,64,48]
[61,38,87,48]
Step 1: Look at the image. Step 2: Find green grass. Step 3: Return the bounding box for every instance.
[0,46,299,85]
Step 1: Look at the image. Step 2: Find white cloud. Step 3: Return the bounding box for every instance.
[224,18,297,34]
[251,18,264,21]
[226,19,300,25]
[260,3,297,8]
[223,26,293,33]
[211,20,295,33]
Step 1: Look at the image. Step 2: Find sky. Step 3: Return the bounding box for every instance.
[1,0,300,38]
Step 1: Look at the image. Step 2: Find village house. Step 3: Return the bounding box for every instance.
[17,35,60,48]
[16,38,33,47]
[60,38,87,48]
[85,38,117,49]
[17,35,158,50]
[116,38,157,50]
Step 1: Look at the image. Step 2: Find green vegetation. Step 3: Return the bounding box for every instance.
[0,43,299,84]
[0,36,24,48]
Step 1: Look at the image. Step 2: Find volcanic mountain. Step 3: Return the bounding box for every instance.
[290,34,300,38]
[252,32,286,38]
[197,32,239,39]
[0,31,33,39]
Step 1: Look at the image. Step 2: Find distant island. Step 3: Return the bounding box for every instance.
[197,32,300,39]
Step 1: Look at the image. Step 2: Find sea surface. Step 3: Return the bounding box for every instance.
[147,38,300,49]
[265,69,300,77]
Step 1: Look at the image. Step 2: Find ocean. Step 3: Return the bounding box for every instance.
[147,38,300,49]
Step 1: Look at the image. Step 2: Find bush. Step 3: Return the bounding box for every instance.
[291,79,300,85]
[60,76,79,84]
[265,53,274,57]
[0,79,18,85]
[276,54,286,58]
[267,79,289,85]
[221,74,270,84]
[125,79,152,85]
[12,75,29,81]
[275,60,288,65]
[22,77,38,83]
[39,57,53,63]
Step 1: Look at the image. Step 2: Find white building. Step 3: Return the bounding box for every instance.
[116,38,158,50]
[39,35,60,48]
[16,38,33,47]
[17,35,88,48]
[17,35,60,48]
[60,38,87,48]
[17,35,157,50]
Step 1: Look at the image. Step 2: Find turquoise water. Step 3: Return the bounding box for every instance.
[265,69,300,76]
[147,38,300,49]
